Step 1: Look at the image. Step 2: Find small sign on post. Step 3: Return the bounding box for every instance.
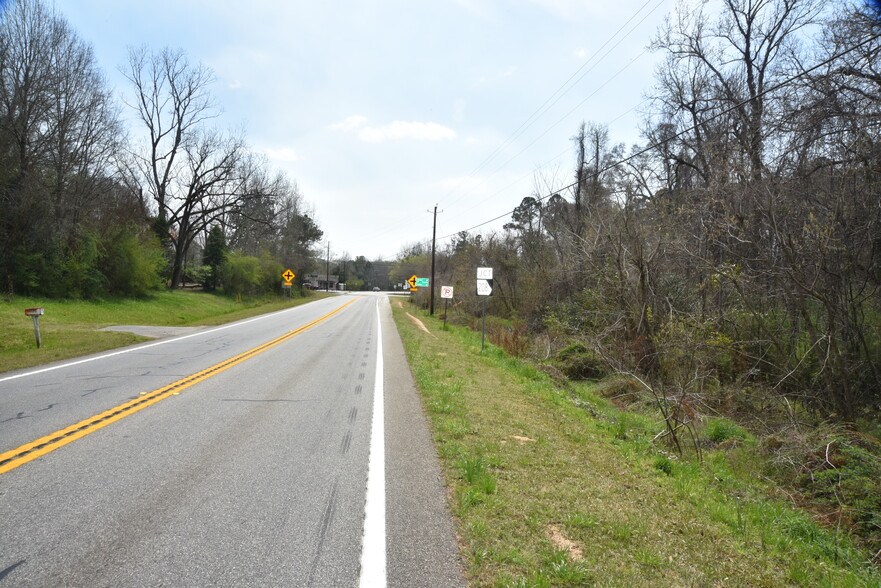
[476,268,494,350]
[440,286,454,329]
[24,307,44,348]
[476,267,493,297]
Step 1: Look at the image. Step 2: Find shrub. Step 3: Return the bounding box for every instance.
[554,343,606,380]
[52,233,105,298]
[220,252,284,296]
[102,226,165,296]
[220,252,261,297]
[704,418,748,444]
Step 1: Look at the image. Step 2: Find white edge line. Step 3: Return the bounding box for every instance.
[359,298,387,587]
[0,297,343,384]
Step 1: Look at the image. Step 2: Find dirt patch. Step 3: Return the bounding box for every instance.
[511,435,536,443]
[406,312,436,337]
[502,435,536,445]
[546,525,584,561]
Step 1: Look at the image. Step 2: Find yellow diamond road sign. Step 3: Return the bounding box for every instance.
[407,275,418,290]
[282,269,295,282]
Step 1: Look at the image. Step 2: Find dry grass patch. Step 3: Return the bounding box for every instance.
[546,525,584,561]
[406,312,435,337]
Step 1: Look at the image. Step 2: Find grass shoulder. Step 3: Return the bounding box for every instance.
[0,290,329,374]
[391,303,881,587]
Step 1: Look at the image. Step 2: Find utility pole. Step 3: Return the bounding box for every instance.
[429,205,442,315]
[326,241,330,292]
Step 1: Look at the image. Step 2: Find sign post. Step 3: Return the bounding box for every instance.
[476,268,493,350]
[440,286,453,329]
[281,269,296,299]
[24,307,44,348]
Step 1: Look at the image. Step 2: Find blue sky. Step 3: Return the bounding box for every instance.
[63,0,672,260]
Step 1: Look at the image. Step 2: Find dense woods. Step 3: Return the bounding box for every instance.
[0,0,323,299]
[400,0,881,420]
[393,0,881,549]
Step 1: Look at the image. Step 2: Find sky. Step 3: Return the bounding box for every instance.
[62,0,674,261]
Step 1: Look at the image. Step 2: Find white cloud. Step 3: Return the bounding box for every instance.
[329,115,369,132]
[477,65,519,86]
[453,99,466,123]
[359,121,456,143]
[331,116,456,142]
[265,147,300,162]
[228,79,242,89]
[451,0,496,20]
[525,0,604,21]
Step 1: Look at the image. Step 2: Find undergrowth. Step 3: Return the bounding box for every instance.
[394,305,881,586]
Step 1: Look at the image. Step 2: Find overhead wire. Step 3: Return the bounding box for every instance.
[439,0,668,212]
[429,31,881,245]
[360,0,669,252]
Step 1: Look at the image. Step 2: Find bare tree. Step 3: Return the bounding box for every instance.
[121,46,249,288]
[651,0,824,182]
[0,0,120,291]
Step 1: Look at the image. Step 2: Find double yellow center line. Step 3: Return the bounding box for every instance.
[0,298,360,475]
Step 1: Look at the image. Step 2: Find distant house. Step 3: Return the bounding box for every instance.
[305,273,340,290]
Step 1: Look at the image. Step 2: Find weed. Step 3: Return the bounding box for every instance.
[563,512,599,530]
[704,417,749,444]
[654,455,675,475]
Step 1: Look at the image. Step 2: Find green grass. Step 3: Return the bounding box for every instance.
[0,290,327,374]
[391,305,881,587]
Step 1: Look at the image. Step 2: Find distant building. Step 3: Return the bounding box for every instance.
[305,273,340,290]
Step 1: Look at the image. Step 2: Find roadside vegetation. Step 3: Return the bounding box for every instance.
[392,302,881,586]
[0,0,324,302]
[0,290,325,374]
[389,0,881,575]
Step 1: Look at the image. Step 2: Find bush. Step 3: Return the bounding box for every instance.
[102,226,165,296]
[221,252,261,297]
[554,343,606,380]
[220,252,284,297]
[704,418,748,444]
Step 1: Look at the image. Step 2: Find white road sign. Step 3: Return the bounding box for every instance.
[476,279,493,296]
[440,286,454,299]
[476,267,493,280]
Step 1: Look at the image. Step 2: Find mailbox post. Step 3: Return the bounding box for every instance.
[24,307,44,348]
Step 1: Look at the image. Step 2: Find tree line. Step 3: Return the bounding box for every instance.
[0,0,323,299]
[396,0,881,422]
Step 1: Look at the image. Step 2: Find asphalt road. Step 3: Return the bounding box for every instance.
[0,294,464,587]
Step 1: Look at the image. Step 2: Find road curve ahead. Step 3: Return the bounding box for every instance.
[0,294,464,587]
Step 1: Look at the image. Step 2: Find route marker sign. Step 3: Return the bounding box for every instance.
[282,269,295,282]
[476,267,493,296]
[440,286,454,299]
[476,267,494,350]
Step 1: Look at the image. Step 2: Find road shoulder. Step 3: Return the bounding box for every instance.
[380,297,467,587]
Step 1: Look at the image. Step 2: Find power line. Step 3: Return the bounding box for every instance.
[439,0,668,211]
[429,32,881,245]
[359,0,670,252]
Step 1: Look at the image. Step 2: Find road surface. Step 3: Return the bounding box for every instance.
[0,294,464,587]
